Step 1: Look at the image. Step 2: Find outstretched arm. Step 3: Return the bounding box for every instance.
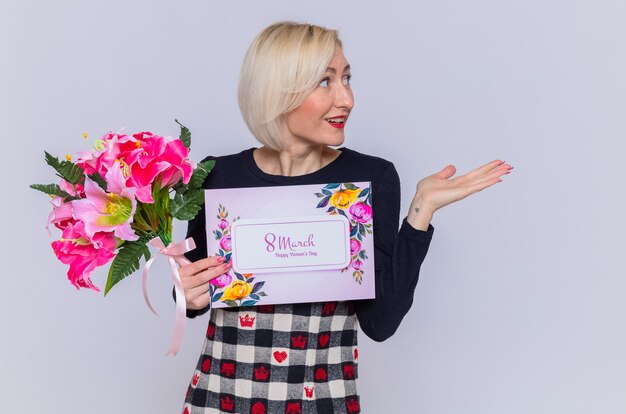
[356,164,435,342]
[357,159,513,341]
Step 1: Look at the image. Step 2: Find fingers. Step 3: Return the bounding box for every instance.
[178,255,231,310]
[455,161,512,186]
[458,160,507,183]
[432,164,457,180]
[185,286,212,310]
[460,168,509,198]
[179,256,226,278]
[465,176,502,197]
[192,263,232,286]
[178,256,230,290]
[454,160,513,198]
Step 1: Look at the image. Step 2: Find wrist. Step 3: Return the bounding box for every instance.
[406,194,434,230]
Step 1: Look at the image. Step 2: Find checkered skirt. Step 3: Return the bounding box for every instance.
[182,301,362,414]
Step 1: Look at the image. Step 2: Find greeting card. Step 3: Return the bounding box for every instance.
[204,182,375,308]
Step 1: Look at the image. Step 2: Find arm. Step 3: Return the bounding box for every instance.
[355,164,435,342]
[172,156,217,318]
[177,202,211,318]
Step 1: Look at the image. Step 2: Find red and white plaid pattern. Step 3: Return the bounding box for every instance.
[182,301,362,414]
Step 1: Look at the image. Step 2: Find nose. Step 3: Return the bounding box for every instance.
[335,83,354,111]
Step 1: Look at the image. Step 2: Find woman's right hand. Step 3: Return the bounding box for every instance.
[176,256,232,310]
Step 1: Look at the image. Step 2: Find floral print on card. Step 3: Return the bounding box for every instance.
[210,204,268,307]
[314,183,372,284]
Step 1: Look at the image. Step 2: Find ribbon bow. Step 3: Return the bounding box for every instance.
[142,237,196,356]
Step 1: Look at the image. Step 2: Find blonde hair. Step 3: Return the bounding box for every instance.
[237,21,343,151]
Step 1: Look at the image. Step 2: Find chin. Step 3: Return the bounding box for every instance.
[325,134,345,147]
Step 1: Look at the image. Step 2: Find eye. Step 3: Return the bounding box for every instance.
[343,75,352,86]
[319,77,330,88]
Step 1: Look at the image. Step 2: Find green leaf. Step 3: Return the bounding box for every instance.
[104,240,150,296]
[241,300,257,307]
[88,173,107,191]
[44,151,84,185]
[223,299,239,307]
[171,189,204,220]
[344,183,358,190]
[251,281,265,294]
[316,196,330,208]
[187,159,215,191]
[173,182,188,194]
[29,183,72,198]
[175,119,191,149]
[212,291,224,303]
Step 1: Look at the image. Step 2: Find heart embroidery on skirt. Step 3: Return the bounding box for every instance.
[273,351,288,363]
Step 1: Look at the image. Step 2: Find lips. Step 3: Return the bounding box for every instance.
[325,116,347,129]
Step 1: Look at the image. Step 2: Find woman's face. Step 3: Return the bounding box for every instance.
[282,47,354,148]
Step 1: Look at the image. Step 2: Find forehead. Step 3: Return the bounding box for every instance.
[326,48,350,72]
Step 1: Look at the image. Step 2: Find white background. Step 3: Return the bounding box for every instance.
[2,0,625,413]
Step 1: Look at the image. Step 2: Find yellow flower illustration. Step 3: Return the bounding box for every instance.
[329,189,360,210]
[221,280,253,301]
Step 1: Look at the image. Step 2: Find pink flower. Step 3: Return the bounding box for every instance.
[76,131,194,204]
[51,220,116,292]
[59,179,85,198]
[219,236,231,251]
[125,132,194,203]
[72,163,138,241]
[210,272,233,288]
[349,202,372,224]
[350,239,361,255]
[351,259,363,271]
[75,132,133,177]
[218,219,229,230]
[47,196,74,233]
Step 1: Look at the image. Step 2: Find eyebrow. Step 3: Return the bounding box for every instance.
[325,64,351,74]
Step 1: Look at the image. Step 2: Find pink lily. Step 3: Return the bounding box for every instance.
[46,196,74,234]
[72,163,139,241]
[51,220,116,292]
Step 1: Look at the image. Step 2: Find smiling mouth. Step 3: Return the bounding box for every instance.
[325,116,347,128]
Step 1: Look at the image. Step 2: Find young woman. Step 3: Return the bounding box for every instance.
[177,21,513,414]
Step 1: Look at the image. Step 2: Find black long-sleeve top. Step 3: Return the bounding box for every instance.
[181,146,434,342]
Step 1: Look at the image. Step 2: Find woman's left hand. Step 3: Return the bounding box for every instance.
[407,160,513,230]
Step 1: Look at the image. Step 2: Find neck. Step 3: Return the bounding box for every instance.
[253,144,341,177]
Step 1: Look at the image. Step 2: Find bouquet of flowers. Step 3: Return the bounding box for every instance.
[31,121,214,354]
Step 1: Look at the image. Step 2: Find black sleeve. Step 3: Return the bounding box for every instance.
[171,156,215,319]
[355,163,435,342]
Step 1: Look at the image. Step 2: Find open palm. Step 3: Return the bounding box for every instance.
[417,160,513,212]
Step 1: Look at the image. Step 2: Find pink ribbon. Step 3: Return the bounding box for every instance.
[142,237,195,356]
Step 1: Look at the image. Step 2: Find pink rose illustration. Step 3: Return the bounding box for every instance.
[352,259,363,271]
[218,219,229,230]
[219,235,231,251]
[349,202,372,223]
[350,239,361,255]
[210,272,233,288]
